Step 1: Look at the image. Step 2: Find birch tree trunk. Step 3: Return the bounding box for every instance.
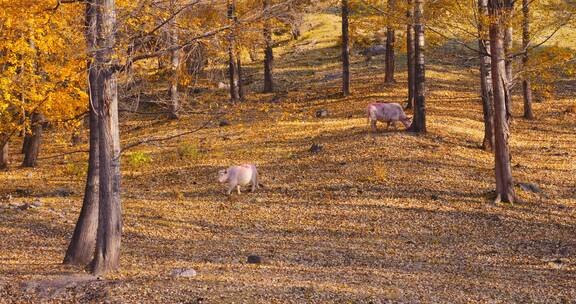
[478,0,495,151]
[407,0,426,133]
[168,0,180,119]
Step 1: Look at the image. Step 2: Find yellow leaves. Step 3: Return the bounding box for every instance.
[0,0,87,136]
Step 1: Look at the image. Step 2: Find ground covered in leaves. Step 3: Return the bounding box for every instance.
[1,13,576,304]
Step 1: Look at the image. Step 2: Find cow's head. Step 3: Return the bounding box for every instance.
[217,169,229,183]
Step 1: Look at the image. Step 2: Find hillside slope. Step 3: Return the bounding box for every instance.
[1,12,575,303]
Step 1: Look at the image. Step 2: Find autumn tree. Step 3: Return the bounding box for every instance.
[488,0,515,203]
[64,0,100,266]
[227,0,240,101]
[478,0,495,151]
[0,136,8,170]
[407,0,426,133]
[167,0,182,119]
[263,0,274,92]
[342,0,351,96]
[405,0,415,109]
[521,0,533,119]
[22,112,44,167]
[503,0,513,123]
[0,1,87,169]
[89,0,123,275]
[385,0,396,83]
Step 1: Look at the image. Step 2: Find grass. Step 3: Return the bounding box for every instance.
[1,13,575,304]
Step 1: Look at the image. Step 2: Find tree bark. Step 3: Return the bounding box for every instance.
[168,0,180,119]
[503,0,513,122]
[263,0,274,93]
[227,0,240,101]
[0,140,8,170]
[522,0,534,119]
[407,0,426,133]
[22,132,30,154]
[385,0,396,83]
[90,0,122,275]
[22,112,44,167]
[236,54,244,100]
[64,0,99,266]
[406,0,415,109]
[478,0,495,151]
[341,0,351,96]
[488,0,515,204]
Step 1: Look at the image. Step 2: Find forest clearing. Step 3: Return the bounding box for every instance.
[1,0,576,303]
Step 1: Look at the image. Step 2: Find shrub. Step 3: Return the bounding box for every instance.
[64,162,86,177]
[176,142,199,160]
[128,151,152,167]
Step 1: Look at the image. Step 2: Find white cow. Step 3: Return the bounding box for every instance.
[218,164,259,195]
[366,102,412,132]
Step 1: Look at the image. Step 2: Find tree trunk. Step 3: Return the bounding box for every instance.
[407,0,426,133]
[227,0,239,101]
[0,140,8,170]
[64,0,99,266]
[22,112,44,167]
[522,0,534,119]
[263,0,274,93]
[488,0,515,204]
[236,54,244,100]
[478,0,495,151]
[385,0,396,83]
[90,0,122,276]
[341,0,351,96]
[22,132,30,154]
[503,0,513,122]
[406,0,415,109]
[168,1,180,120]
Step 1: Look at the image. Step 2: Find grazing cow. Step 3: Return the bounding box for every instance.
[366,102,412,132]
[218,164,259,195]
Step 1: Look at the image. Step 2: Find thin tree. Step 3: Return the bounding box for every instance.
[521,0,534,119]
[90,0,123,275]
[263,0,274,93]
[385,0,396,83]
[478,0,495,151]
[405,0,415,109]
[168,0,181,119]
[341,0,351,96]
[407,0,426,133]
[227,0,240,101]
[503,0,513,122]
[236,55,244,100]
[0,139,8,170]
[488,0,515,203]
[22,112,44,167]
[64,0,100,266]
[233,5,244,100]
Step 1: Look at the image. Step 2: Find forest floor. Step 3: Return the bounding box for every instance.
[1,13,576,304]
